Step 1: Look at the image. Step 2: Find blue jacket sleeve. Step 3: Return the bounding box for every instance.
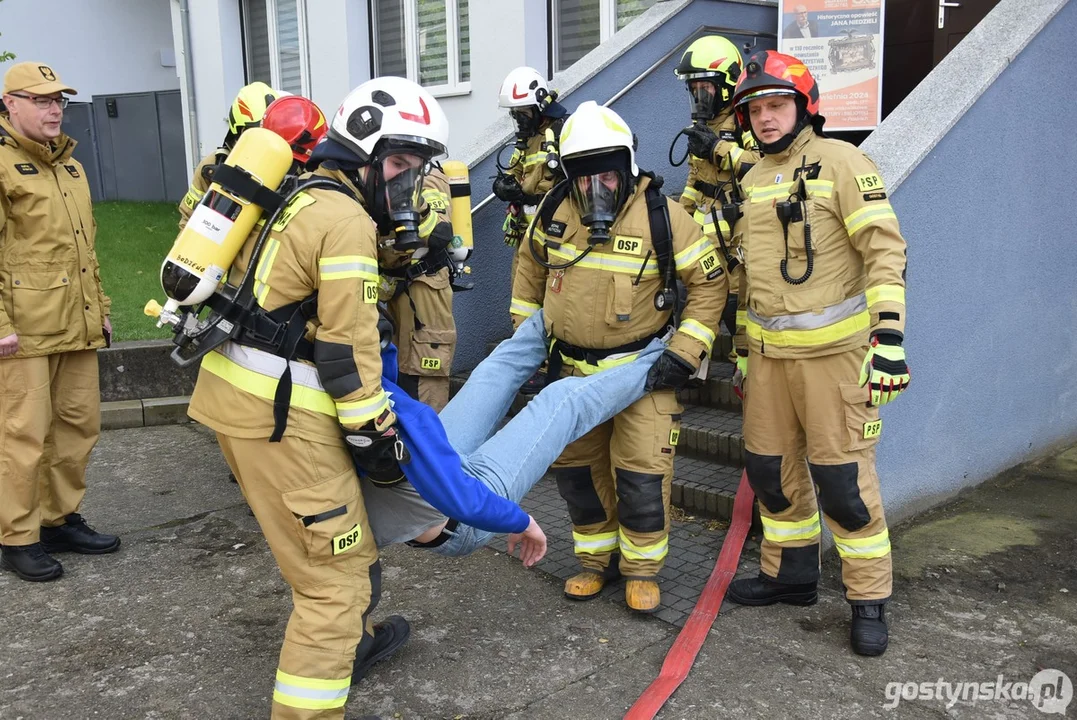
[382,374,531,535]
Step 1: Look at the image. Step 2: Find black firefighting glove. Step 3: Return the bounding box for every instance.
[427,221,454,253]
[684,124,720,160]
[645,350,696,392]
[343,420,411,487]
[492,174,524,203]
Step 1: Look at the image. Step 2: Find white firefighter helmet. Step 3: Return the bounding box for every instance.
[329,76,449,164]
[558,101,638,176]
[498,66,552,110]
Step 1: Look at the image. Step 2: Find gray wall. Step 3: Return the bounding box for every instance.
[92,90,188,202]
[454,0,778,371]
[877,0,1077,522]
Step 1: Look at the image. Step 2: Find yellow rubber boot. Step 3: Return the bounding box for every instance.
[564,571,608,601]
[625,579,661,613]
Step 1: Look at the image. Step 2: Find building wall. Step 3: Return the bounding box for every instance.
[0,0,179,99]
[873,0,1077,522]
[437,0,549,152]
[453,0,778,371]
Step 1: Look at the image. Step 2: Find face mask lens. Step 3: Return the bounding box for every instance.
[380,154,426,214]
[688,82,716,118]
[571,172,622,242]
[511,108,536,134]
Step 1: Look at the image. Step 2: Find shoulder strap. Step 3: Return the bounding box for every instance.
[643,176,672,280]
[536,180,571,233]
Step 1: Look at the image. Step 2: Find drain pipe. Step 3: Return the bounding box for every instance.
[178,0,201,170]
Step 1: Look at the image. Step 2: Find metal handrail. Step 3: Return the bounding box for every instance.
[472,24,776,216]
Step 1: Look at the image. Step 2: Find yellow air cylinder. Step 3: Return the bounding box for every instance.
[441,159,472,264]
[158,127,293,315]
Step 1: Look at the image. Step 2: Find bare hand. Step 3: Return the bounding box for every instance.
[104,316,112,335]
[506,515,547,568]
[0,333,18,358]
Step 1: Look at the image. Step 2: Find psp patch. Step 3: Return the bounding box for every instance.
[332,524,363,555]
[669,428,680,446]
[420,357,442,371]
[863,419,882,440]
[855,173,884,192]
[14,163,38,175]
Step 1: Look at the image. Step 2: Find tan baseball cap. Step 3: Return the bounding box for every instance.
[3,62,77,96]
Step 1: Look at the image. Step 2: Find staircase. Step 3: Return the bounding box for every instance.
[451,330,744,522]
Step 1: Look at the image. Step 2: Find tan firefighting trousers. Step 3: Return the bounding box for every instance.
[553,389,681,578]
[0,349,99,545]
[742,347,892,602]
[388,268,456,412]
[217,434,380,720]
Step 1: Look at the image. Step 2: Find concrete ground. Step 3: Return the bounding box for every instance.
[1,425,1075,719]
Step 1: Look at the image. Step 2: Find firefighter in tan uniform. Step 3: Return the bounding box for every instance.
[493,67,568,253]
[511,102,727,613]
[674,36,759,357]
[380,166,457,411]
[187,77,450,719]
[494,67,569,392]
[724,52,910,657]
[0,62,121,583]
[178,81,281,229]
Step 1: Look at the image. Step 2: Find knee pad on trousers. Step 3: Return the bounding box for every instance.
[355,559,384,657]
[775,544,821,585]
[615,468,665,533]
[554,466,607,526]
[744,451,792,514]
[809,461,871,531]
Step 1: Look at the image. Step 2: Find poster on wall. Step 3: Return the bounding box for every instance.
[778,0,885,131]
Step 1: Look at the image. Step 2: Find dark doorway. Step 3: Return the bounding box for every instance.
[934,0,1003,64]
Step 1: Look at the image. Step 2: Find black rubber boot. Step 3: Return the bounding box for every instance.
[40,513,121,554]
[726,575,818,606]
[353,615,411,683]
[0,543,63,582]
[850,603,889,656]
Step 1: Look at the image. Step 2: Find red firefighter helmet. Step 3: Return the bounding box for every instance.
[732,50,820,129]
[262,95,328,164]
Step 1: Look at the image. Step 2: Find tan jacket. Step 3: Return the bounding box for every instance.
[188,166,390,444]
[0,115,109,356]
[177,149,227,229]
[679,109,758,297]
[736,127,907,359]
[509,119,562,200]
[511,176,727,370]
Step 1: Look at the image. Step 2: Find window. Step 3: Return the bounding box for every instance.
[373,0,471,94]
[553,0,657,72]
[242,0,311,95]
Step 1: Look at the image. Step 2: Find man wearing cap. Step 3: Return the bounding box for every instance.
[0,62,120,582]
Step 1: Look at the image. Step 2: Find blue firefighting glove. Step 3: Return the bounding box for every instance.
[858,333,910,406]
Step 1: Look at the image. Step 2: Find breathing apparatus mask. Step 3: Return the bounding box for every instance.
[360,143,432,251]
[564,149,634,246]
[510,107,541,141]
[686,79,728,122]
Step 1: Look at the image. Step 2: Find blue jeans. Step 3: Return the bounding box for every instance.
[432,312,665,556]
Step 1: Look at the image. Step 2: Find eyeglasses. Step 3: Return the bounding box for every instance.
[8,94,69,110]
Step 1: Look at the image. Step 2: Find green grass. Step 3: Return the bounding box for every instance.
[94,201,179,341]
